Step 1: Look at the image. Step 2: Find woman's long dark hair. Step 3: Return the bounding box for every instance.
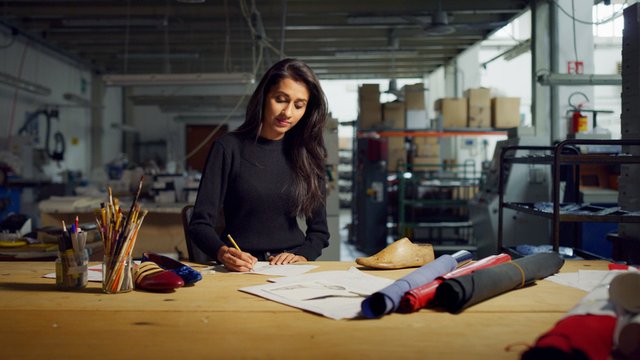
[235,58,328,217]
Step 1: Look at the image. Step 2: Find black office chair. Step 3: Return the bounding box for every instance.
[181,205,214,264]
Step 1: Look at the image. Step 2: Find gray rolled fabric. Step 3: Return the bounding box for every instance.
[361,254,459,319]
[434,252,564,313]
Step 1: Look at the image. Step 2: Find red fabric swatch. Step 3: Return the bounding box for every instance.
[521,314,616,360]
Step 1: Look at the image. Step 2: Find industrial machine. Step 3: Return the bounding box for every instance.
[469,134,552,258]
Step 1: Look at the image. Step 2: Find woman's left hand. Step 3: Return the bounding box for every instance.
[268,252,307,265]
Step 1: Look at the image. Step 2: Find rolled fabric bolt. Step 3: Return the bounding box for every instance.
[521,315,616,360]
[522,276,617,360]
[609,272,640,358]
[451,250,474,266]
[360,251,469,319]
[609,272,640,313]
[434,252,564,313]
[616,313,640,359]
[398,253,512,313]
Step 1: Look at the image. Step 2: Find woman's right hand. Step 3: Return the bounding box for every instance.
[217,245,257,272]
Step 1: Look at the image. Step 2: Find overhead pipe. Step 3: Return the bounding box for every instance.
[537,73,622,86]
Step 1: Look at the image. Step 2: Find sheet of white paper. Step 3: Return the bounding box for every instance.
[240,267,394,320]
[43,264,104,282]
[547,270,640,317]
[43,262,145,282]
[225,261,317,277]
[546,272,580,289]
[547,269,638,292]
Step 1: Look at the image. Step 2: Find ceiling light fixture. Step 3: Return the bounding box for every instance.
[423,10,455,36]
[334,50,418,59]
[102,72,255,87]
[111,123,139,133]
[116,53,200,60]
[346,16,431,25]
[503,39,531,61]
[63,92,101,108]
[62,19,162,27]
[0,71,51,96]
[481,39,531,68]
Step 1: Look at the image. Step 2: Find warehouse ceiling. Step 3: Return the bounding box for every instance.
[0,0,529,81]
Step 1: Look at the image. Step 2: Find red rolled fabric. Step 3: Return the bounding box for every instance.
[521,314,616,360]
[608,263,639,271]
[398,253,512,313]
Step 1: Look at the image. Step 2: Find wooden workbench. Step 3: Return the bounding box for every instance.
[0,260,606,359]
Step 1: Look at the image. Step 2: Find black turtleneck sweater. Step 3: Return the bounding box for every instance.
[188,132,329,261]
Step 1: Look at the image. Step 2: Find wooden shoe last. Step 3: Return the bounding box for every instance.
[355,237,435,269]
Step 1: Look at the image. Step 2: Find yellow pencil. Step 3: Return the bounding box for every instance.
[227,234,242,252]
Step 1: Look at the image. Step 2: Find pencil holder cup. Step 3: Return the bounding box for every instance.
[56,248,89,290]
[102,254,133,294]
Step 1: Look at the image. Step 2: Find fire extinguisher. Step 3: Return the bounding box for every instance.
[571,105,588,134]
[568,92,590,134]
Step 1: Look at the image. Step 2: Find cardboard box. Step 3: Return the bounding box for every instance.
[359,83,380,98]
[491,97,520,128]
[404,83,426,110]
[464,88,491,128]
[382,102,405,129]
[414,137,440,157]
[579,164,614,188]
[412,155,441,165]
[406,109,428,129]
[435,98,467,128]
[358,84,381,129]
[387,137,406,171]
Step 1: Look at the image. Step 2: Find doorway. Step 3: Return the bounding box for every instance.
[185,125,228,172]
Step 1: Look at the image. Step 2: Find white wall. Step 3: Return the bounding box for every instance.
[455,45,482,93]
[102,87,124,165]
[592,41,623,138]
[132,104,249,173]
[479,49,532,126]
[553,0,595,140]
[0,31,122,181]
[425,66,446,117]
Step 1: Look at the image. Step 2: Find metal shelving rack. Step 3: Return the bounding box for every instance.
[497,139,640,253]
[397,160,480,252]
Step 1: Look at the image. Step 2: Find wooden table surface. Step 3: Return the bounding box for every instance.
[0,260,607,359]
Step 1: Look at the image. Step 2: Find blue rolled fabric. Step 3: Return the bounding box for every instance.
[361,254,459,319]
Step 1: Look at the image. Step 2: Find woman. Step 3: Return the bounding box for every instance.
[188,58,330,272]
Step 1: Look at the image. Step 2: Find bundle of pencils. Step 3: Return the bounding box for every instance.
[95,176,148,293]
[56,216,88,289]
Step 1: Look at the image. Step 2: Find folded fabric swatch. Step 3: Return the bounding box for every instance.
[398,253,512,313]
[142,252,202,285]
[134,261,184,292]
[522,268,636,360]
[434,252,564,313]
[360,252,464,319]
[521,314,616,360]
